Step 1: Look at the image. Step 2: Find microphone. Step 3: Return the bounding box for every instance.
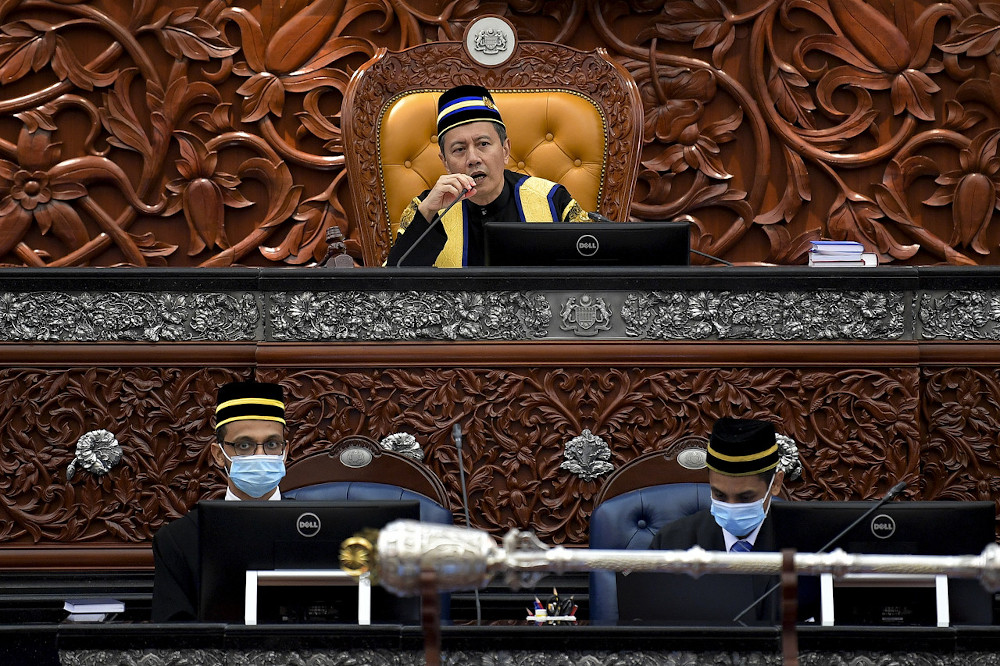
[586,212,733,266]
[731,480,907,624]
[394,188,469,267]
[452,423,482,625]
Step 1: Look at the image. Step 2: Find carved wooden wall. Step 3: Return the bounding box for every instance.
[3,1,1000,266]
[1,339,989,566]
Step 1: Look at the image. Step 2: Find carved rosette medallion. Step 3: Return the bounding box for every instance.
[561,429,614,482]
[622,291,905,340]
[918,291,1000,339]
[269,291,551,341]
[0,292,259,342]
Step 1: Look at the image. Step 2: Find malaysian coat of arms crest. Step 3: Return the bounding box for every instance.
[560,294,613,337]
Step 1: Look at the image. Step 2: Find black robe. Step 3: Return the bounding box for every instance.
[648,508,779,624]
[386,169,581,266]
[151,508,200,622]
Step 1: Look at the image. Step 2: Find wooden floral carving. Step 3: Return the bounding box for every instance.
[2,2,1000,265]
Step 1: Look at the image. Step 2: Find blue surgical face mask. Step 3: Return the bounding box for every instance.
[710,475,775,538]
[221,449,286,498]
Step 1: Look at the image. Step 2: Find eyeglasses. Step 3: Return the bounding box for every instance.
[222,439,286,456]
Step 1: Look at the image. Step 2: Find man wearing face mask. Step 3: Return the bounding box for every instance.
[151,381,288,622]
[648,417,785,623]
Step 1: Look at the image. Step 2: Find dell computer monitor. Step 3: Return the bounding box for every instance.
[483,220,690,266]
[198,500,420,623]
[771,500,995,625]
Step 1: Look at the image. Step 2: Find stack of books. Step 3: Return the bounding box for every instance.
[808,240,877,267]
[63,597,124,622]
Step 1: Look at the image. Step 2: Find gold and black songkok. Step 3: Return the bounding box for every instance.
[437,84,505,139]
[215,381,286,430]
[705,418,778,476]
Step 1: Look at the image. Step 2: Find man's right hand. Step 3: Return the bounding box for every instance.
[417,173,477,221]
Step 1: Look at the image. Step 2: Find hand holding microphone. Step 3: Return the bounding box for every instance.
[417,174,477,221]
[395,177,474,267]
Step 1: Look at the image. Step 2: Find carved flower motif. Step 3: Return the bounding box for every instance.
[0,129,89,257]
[813,0,942,121]
[165,132,252,255]
[926,130,1000,255]
[639,67,739,180]
[221,0,373,124]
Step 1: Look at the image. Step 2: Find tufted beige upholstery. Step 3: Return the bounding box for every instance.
[379,90,605,240]
[342,40,643,267]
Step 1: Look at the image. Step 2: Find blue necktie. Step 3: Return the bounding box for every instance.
[731,540,752,553]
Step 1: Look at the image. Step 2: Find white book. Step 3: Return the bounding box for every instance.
[64,598,125,614]
[64,612,108,623]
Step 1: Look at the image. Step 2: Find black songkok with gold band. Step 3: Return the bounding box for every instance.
[705,417,778,476]
[436,84,505,140]
[216,381,286,430]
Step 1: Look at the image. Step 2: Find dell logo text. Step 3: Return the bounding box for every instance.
[576,234,599,257]
[870,514,895,539]
[297,512,322,537]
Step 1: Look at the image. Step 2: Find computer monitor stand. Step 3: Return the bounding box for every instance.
[244,570,371,626]
[820,573,949,627]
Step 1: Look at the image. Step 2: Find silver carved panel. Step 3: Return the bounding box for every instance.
[57,649,1000,665]
[61,648,226,665]
[622,291,906,341]
[268,291,551,341]
[917,291,1000,340]
[0,292,260,342]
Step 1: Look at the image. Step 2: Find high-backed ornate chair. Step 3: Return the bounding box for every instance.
[589,438,712,625]
[342,16,643,266]
[280,435,452,524]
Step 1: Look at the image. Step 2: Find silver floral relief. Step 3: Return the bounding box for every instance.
[0,291,259,341]
[61,649,226,666]
[622,291,905,340]
[379,432,424,461]
[776,433,802,481]
[268,291,551,341]
[56,649,997,666]
[917,291,1000,340]
[66,429,122,481]
[561,429,615,482]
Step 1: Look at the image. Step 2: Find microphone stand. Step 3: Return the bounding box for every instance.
[731,481,907,624]
[452,423,481,625]
[394,190,469,267]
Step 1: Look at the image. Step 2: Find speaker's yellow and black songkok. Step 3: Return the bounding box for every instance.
[705,418,778,476]
[437,84,505,140]
[215,381,286,430]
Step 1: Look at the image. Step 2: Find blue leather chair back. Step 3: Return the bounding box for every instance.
[283,481,453,525]
[589,482,711,625]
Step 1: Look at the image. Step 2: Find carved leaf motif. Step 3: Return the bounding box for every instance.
[50,34,118,91]
[100,70,153,158]
[890,68,939,121]
[263,175,344,264]
[829,0,912,73]
[266,0,346,74]
[940,4,1000,57]
[767,64,816,128]
[143,7,239,61]
[236,72,284,122]
[0,20,55,84]
[641,0,734,67]
[756,146,812,226]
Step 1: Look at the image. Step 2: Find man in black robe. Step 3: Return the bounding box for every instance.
[151,381,287,622]
[618,418,788,625]
[386,85,588,267]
